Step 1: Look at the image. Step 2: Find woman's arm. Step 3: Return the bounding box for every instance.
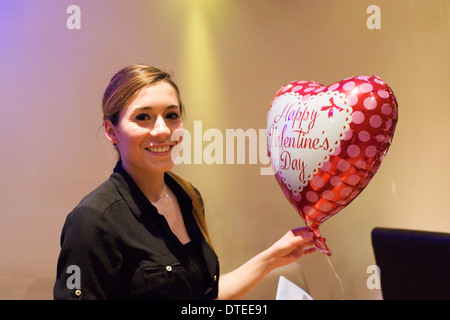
[217,226,316,300]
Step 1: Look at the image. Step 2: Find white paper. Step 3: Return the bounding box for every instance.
[275,276,313,300]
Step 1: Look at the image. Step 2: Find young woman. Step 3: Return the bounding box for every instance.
[53,64,316,300]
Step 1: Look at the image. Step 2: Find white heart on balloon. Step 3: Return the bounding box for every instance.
[267,89,353,196]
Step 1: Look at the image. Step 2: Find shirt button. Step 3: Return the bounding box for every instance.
[166,266,172,272]
[74,289,82,297]
[213,275,217,281]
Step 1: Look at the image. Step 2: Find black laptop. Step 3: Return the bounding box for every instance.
[371,227,450,300]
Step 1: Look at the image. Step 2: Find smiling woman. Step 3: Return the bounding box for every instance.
[53,64,316,300]
[54,64,219,299]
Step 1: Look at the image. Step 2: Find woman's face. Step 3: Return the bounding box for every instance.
[105,81,183,174]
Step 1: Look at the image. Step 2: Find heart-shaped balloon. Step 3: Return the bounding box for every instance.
[267,75,398,255]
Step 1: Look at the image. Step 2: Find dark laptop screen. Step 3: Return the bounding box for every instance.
[371,227,450,300]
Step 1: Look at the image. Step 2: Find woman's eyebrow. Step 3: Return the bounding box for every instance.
[135,105,179,111]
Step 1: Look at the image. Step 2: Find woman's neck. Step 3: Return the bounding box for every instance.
[120,161,166,202]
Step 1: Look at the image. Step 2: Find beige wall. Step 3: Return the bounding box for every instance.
[0,0,448,299]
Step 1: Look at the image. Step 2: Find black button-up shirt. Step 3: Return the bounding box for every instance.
[53,162,219,300]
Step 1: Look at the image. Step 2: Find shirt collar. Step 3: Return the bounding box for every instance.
[109,161,194,223]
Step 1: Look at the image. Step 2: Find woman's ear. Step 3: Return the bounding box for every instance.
[104,120,119,144]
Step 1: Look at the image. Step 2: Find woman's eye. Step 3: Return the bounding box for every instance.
[135,113,150,121]
[166,112,180,120]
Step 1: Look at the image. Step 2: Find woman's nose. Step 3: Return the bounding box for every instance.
[150,115,171,138]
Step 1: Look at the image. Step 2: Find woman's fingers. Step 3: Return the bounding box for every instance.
[291,226,310,236]
[291,229,317,255]
[291,227,315,243]
[303,246,317,255]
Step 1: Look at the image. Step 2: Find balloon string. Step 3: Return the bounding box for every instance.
[326,254,344,299]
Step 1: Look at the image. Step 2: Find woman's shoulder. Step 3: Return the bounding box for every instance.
[60,179,124,241]
[64,178,123,225]
[77,178,121,211]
